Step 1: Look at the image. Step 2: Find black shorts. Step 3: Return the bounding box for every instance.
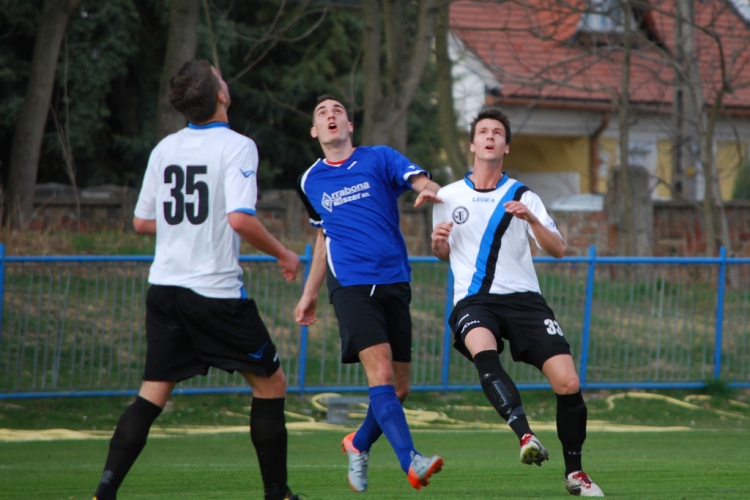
[449,292,571,370]
[329,280,412,364]
[143,285,281,382]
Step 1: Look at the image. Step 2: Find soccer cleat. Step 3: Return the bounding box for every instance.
[406,452,444,490]
[520,432,549,466]
[565,470,604,497]
[282,492,301,500]
[341,432,370,492]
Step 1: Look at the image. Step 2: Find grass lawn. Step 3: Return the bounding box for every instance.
[1,389,749,499]
[2,428,749,499]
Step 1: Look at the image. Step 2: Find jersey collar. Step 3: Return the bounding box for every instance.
[188,121,230,129]
[463,172,508,191]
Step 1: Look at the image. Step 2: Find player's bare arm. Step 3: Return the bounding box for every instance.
[503,200,565,258]
[410,174,443,208]
[295,229,327,326]
[431,221,453,261]
[133,216,156,234]
[227,211,300,281]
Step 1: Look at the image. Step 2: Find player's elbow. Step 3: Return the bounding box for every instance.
[549,242,566,259]
[133,217,154,234]
[227,211,254,232]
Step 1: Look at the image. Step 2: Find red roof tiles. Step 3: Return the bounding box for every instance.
[450,0,750,111]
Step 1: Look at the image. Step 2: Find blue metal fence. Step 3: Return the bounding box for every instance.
[0,243,748,399]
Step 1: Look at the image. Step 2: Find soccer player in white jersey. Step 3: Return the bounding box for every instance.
[431,107,604,497]
[294,95,444,492]
[92,59,302,500]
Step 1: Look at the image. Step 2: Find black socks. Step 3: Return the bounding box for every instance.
[94,396,162,499]
[250,397,290,500]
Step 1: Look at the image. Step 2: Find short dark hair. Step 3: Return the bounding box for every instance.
[313,94,350,123]
[470,106,512,144]
[169,59,221,124]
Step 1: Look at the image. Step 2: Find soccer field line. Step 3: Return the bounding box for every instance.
[5,390,747,443]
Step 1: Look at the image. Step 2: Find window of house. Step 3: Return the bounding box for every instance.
[580,0,625,33]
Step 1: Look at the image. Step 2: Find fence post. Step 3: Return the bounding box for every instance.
[578,245,597,390]
[440,268,454,392]
[296,244,313,395]
[714,246,727,381]
[0,243,4,346]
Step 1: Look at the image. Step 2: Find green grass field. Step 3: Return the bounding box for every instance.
[2,428,749,499]
[1,389,750,499]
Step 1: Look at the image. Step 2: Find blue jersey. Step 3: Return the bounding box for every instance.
[297,145,429,286]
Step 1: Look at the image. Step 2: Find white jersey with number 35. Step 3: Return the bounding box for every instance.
[134,123,258,298]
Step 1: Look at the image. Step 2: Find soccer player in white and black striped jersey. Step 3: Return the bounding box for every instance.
[431,107,604,497]
[92,60,301,500]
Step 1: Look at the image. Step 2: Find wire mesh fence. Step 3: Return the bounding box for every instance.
[1,246,748,399]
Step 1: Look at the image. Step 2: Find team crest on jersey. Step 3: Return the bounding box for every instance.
[452,206,469,224]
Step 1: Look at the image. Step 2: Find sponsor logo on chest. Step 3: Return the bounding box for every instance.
[321,181,371,212]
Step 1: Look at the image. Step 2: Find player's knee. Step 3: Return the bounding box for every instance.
[363,359,396,387]
[551,374,580,395]
[395,383,410,403]
[247,367,287,398]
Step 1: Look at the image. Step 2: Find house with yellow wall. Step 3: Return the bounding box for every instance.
[449,0,750,206]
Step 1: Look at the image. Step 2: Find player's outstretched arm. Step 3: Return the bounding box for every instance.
[431,221,453,261]
[227,211,300,281]
[410,174,443,207]
[295,230,327,326]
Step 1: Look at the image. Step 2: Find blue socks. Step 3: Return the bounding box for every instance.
[352,405,383,452]
[365,385,415,472]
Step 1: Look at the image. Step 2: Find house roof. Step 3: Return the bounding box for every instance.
[450,0,750,112]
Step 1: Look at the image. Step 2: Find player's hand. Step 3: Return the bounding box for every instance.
[431,221,453,244]
[431,221,453,260]
[295,295,318,326]
[414,188,443,208]
[503,200,538,224]
[278,249,300,282]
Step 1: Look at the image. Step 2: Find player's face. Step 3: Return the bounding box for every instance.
[311,99,353,145]
[470,118,509,161]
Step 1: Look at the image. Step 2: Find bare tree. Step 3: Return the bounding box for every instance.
[3,0,82,229]
[362,0,439,152]
[155,0,200,141]
[450,0,750,255]
[223,0,330,85]
[663,0,750,255]
[436,0,468,180]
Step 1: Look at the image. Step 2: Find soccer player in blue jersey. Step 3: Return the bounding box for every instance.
[294,95,444,492]
[431,107,604,497]
[92,60,302,500]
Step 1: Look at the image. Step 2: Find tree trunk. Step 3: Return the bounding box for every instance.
[361,0,439,151]
[155,0,200,141]
[3,0,82,229]
[436,1,467,180]
[362,0,384,145]
[702,92,732,255]
[616,0,635,255]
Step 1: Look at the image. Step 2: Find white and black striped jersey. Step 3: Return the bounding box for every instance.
[432,173,562,305]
